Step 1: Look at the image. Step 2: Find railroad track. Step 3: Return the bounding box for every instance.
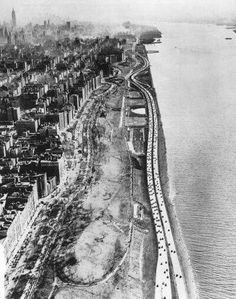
[129,52,188,299]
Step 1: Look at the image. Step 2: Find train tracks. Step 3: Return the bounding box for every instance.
[129,52,188,299]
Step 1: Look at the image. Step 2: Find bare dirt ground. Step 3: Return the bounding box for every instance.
[34,56,158,299]
[54,78,132,296]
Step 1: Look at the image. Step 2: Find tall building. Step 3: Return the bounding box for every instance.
[12,9,16,28]
[66,21,71,30]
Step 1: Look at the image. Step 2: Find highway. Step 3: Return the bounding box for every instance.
[129,51,189,299]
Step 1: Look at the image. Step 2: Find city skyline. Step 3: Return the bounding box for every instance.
[1,0,236,27]
[11,8,16,28]
[1,1,236,298]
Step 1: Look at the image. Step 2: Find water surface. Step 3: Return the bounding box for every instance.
[147,23,236,299]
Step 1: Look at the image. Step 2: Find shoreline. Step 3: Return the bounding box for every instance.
[144,45,199,299]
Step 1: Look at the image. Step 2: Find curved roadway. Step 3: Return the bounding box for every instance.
[130,52,188,299]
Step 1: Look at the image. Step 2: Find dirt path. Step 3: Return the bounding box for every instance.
[34,54,158,299]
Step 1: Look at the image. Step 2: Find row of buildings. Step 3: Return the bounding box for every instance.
[0,29,125,258]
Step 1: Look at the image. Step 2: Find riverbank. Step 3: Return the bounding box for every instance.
[143,45,199,299]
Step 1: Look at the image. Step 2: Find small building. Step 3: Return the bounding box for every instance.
[133,202,144,220]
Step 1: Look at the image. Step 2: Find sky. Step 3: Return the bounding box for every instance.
[0,0,236,26]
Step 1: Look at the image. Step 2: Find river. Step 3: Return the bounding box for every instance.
[146,23,236,299]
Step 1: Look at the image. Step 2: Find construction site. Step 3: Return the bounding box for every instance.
[4,44,160,299]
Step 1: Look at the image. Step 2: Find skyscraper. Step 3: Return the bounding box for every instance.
[66,21,71,30]
[12,9,16,28]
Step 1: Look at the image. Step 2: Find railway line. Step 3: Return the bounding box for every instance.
[130,52,188,299]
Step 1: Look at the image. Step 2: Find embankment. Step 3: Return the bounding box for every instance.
[143,46,199,299]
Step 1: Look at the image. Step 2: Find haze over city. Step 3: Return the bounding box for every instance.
[1,0,236,26]
[1,0,236,298]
